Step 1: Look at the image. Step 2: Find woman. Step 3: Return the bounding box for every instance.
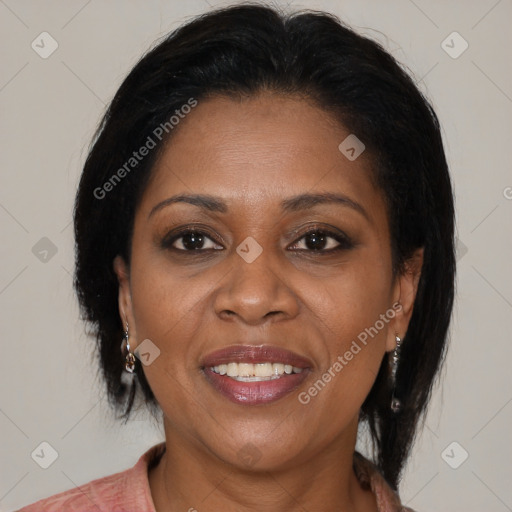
[17,3,455,511]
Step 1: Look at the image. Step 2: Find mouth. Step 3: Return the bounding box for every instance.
[201,344,312,405]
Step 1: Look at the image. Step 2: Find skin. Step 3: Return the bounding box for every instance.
[114,93,423,512]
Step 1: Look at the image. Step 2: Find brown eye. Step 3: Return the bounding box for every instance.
[163,230,224,251]
[289,229,354,252]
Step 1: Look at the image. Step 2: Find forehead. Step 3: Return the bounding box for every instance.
[139,93,385,221]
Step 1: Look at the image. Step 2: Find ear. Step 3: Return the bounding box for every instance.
[385,247,424,352]
[113,255,138,348]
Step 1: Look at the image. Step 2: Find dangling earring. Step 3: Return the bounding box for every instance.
[121,322,136,373]
[390,333,402,413]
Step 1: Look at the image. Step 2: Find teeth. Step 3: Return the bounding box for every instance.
[273,363,284,375]
[226,362,238,377]
[210,362,304,380]
[254,363,273,377]
[238,363,253,377]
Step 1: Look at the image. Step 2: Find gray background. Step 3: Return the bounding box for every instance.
[1,0,511,510]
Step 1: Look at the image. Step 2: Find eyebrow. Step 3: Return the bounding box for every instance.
[148,192,369,220]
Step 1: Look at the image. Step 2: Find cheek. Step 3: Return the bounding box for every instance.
[128,257,210,421]
[313,253,393,339]
[128,253,208,369]
[303,256,392,396]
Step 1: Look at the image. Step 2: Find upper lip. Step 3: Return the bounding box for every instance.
[201,344,313,369]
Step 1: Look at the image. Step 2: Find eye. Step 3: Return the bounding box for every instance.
[288,228,354,253]
[163,229,224,251]
[162,226,354,254]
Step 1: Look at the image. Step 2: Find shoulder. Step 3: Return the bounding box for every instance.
[14,471,128,512]
[14,442,166,512]
[353,451,418,512]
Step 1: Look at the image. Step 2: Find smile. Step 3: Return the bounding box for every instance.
[201,345,312,405]
[209,362,304,381]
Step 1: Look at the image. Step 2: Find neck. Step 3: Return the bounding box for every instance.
[148,416,378,512]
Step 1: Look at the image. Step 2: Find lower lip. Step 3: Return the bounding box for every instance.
[203,367,310,405]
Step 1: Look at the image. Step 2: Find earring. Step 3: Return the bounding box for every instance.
[121,322,136,373]
[390,333,402,413]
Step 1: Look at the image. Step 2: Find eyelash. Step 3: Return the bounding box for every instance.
[161,225,354,255]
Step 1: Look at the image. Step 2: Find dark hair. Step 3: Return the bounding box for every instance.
[73,3,455,490]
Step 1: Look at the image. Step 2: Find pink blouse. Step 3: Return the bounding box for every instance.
[16,442,415,511]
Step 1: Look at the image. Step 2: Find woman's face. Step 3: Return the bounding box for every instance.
[115,93,421,471]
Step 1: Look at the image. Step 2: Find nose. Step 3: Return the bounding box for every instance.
[213,244,300,326]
